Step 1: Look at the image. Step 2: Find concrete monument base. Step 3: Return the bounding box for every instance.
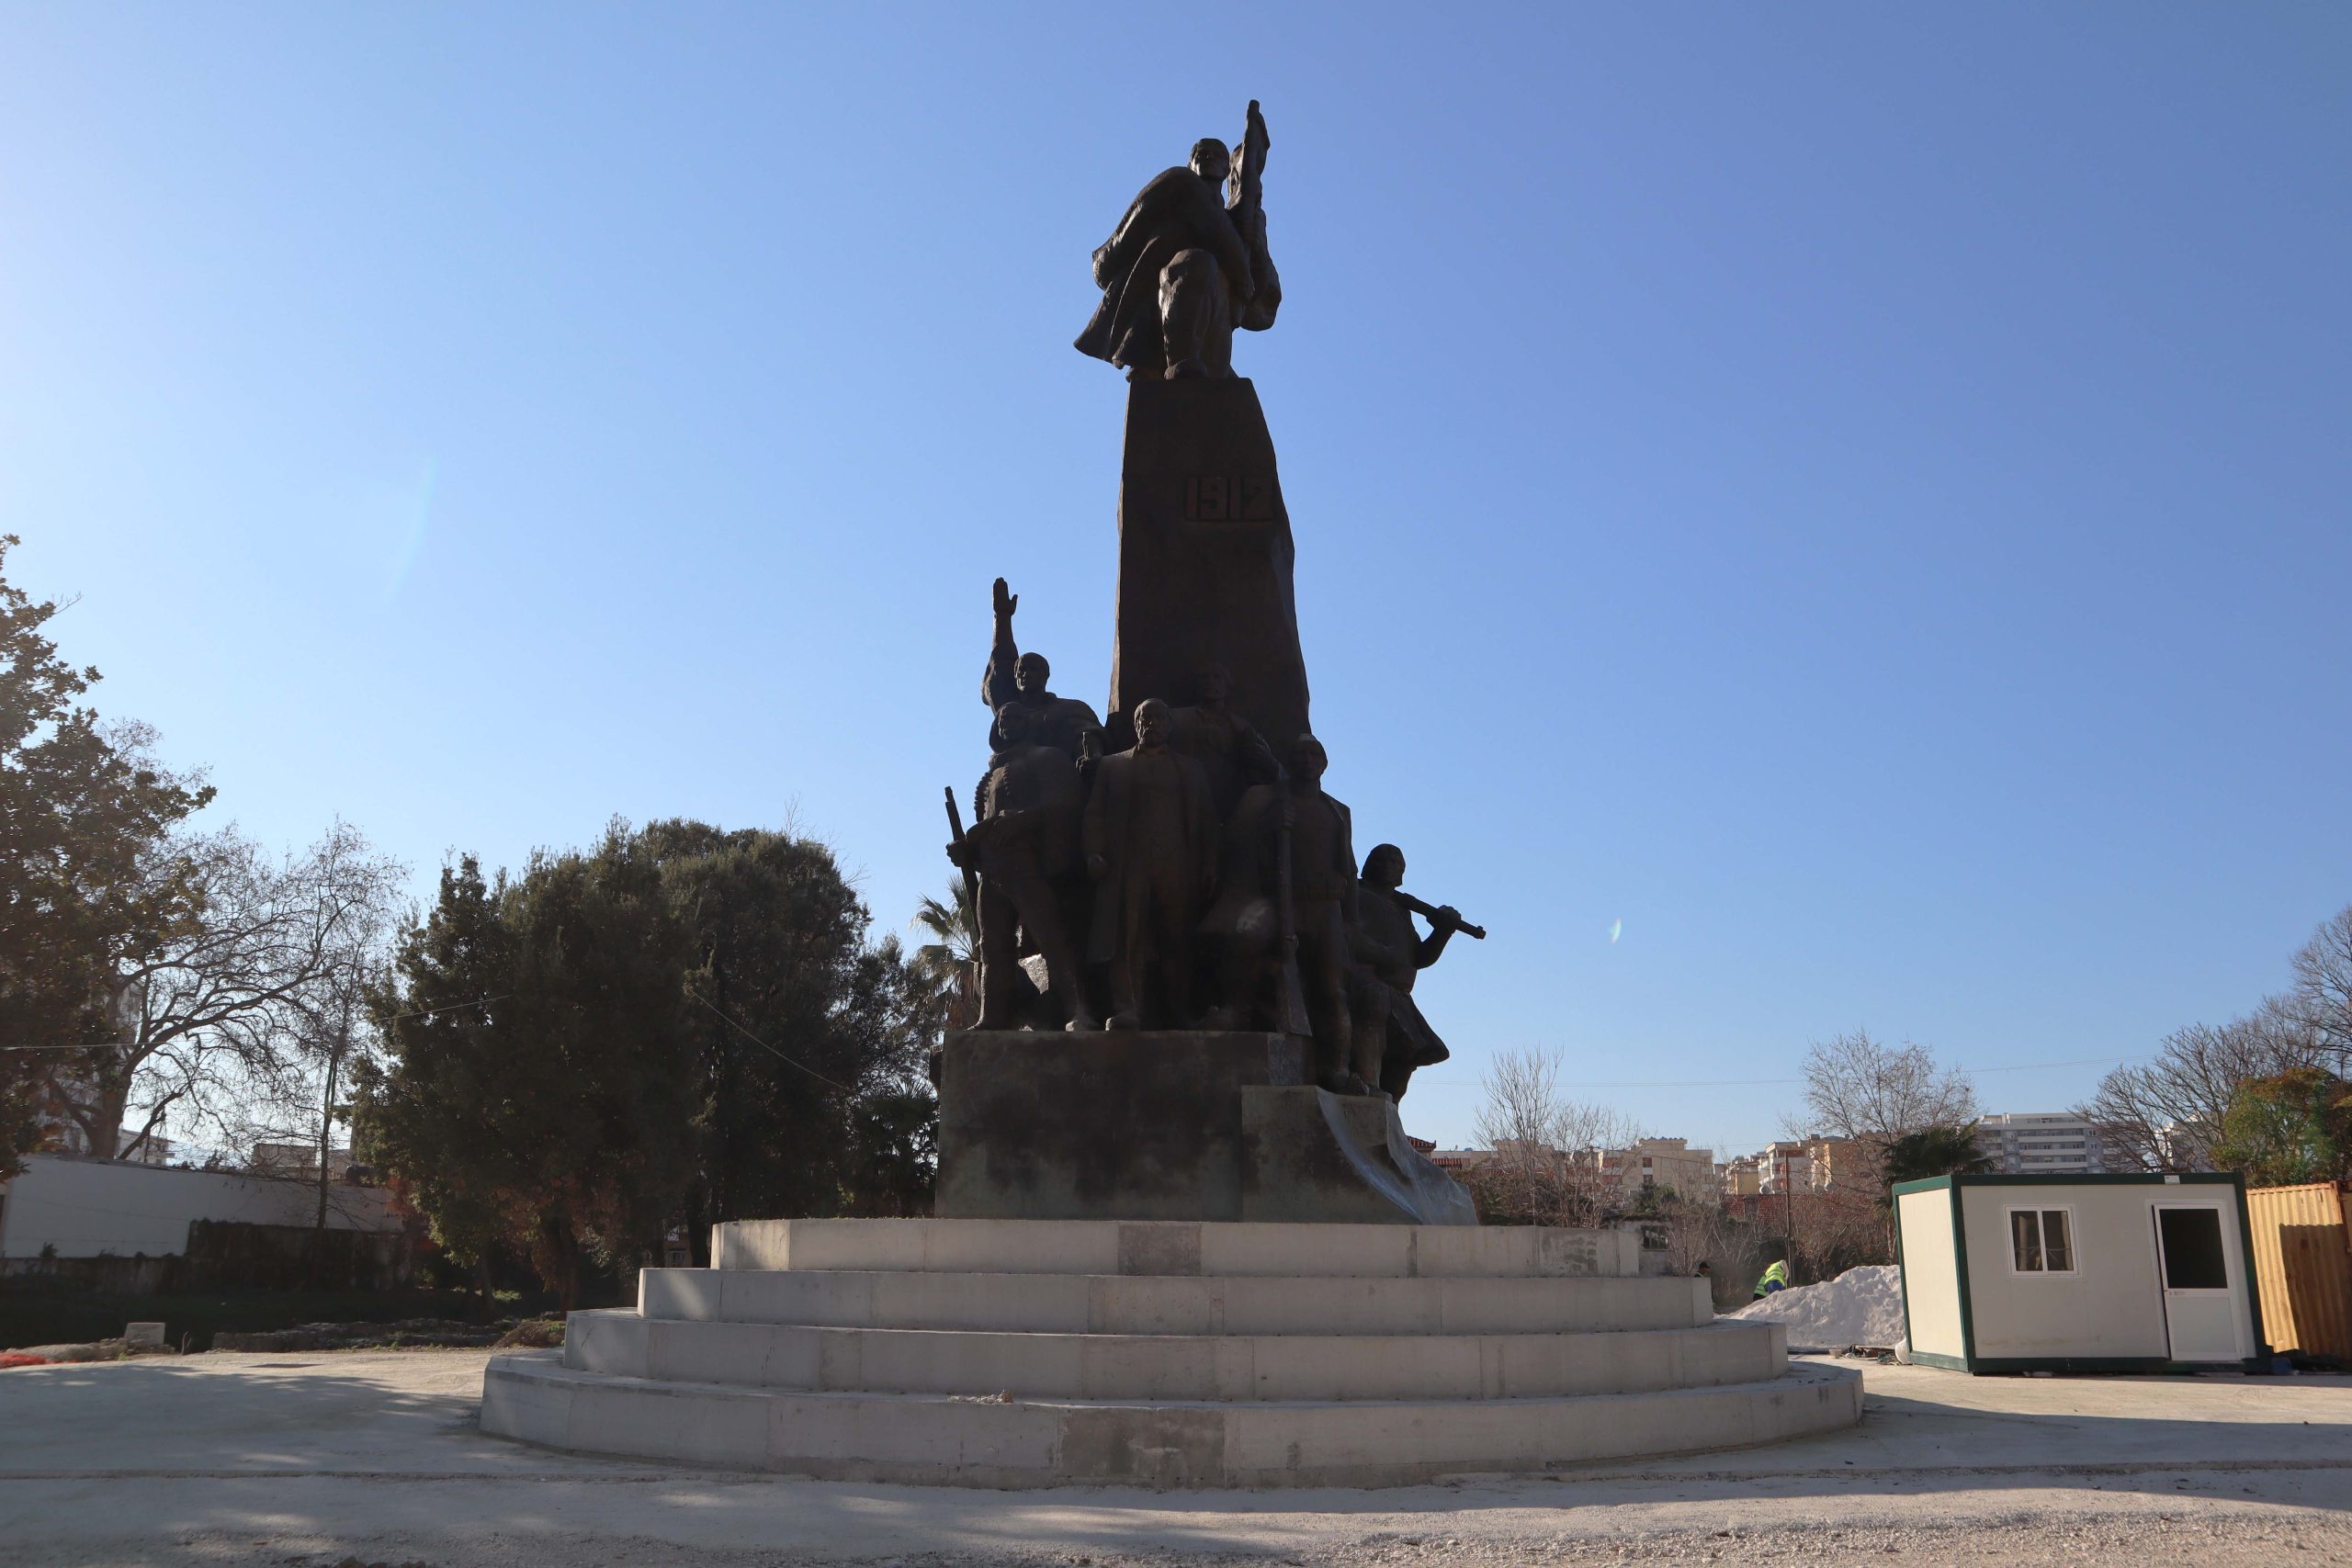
[936,1030,1474,1224]
[481,1216,1863,1487]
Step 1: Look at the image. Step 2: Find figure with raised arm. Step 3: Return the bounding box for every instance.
[1076,100,1282,381]
[947,704,1099,1032]
[981,577,1103,761]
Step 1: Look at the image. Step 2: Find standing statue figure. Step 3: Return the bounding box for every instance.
[1347,843,1462,1102]
[1166,660,1281,820]
[1083,697,1217,1029]
[1076,100,1281,381]
[947,704,1099,1033]
[982,577,1103,760]
[1199,734,1359,1089]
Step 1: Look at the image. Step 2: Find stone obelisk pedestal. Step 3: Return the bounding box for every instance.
[1107,378,1308,745]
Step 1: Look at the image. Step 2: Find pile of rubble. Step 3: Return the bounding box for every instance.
[211,1317,514,1351]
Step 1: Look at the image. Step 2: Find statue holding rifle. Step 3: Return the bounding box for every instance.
[1076,100,1281,380]
[1348,843,1486,1103]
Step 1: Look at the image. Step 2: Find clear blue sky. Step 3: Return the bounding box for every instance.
[5,5,2346,1156]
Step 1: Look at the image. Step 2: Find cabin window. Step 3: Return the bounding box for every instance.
[2157,1206,2229,1290]
[2008,1207,2075,1273]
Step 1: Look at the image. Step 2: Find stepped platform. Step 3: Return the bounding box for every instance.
[481,1218,1862,1487]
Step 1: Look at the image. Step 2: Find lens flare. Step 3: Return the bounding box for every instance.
[383,459,436,603]
[1609,918,1623,944]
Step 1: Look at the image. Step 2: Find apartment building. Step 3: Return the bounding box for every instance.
[1757,1140,1815,1193]
[1974,1111,2118,1175]
[1598,1138,1718,1202]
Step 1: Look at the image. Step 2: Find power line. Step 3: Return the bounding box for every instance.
[687,990,854,1093]
[1407,1053,2156,1093]
[0,992,515,1052]
[2,990,854,1101]
[380,993,512,1024]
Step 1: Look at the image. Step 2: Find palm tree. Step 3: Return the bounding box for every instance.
[1882,1124,1995,1189]
[907,880,981,1039]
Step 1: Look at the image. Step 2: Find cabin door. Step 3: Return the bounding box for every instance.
[2153,1202,2241,1363]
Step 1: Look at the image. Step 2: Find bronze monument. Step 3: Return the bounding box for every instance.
[933,103,1485,1224]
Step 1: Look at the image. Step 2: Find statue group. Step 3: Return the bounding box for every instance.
[944,101,1481,1108]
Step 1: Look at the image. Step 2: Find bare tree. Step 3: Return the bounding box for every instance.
[262,894,403,1280]
[2078,999,2328,1171]
[2288,906,2352,1071]
[53,821,404,1159]
[1794,1029,1977,1183]
[1468,1045,1644,1225]
[1657,1195,1739,1279]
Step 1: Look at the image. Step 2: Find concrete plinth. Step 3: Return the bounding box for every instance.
[936,1032,1476,1225]
[937,1030,1297,1222]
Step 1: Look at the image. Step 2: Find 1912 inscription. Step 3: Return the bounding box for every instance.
[1184,476,1277,524]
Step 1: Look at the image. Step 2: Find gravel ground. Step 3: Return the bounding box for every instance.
[3,1349,2348,1567]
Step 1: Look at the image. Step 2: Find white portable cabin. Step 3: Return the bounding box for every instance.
[1892,1173,2267,1373]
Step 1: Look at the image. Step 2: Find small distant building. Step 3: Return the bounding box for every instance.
[1974,1112,2119,1175]
[1804,1136,1872,1190]
[1598,1138,1718,1202]
[1758,1140,1815,1194]
[250,1142,357,1179]
[2154,1119,2215,1171]
[27,1066,172,1165]
[1894,1172,2266,1373]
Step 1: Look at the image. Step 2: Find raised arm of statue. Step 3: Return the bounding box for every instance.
[1229,100,1280,331]
[982,577,1020,710]
[1233,100,1270,218]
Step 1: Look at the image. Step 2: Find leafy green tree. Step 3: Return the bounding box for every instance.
[0,536,211,1169]
[2211,1067,2352,1187]
[643,819,935,1246]
[1881,1123,1996,1190]
[351,857,521,1288]
[358,820,935,1298]
[357,833,696,1307]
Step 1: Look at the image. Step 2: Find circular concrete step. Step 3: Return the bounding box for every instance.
[483,1218,1860,1487]
[713,1218,1644,1279]
[639,1268,1713,1337]
[481,1351,1864,1487]
[565,1312,1786,1402]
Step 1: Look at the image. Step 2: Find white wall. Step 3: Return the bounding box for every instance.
[0,1155,403,1259]
[1958,1181,2256,1363]
[1894,1187,1963,1359]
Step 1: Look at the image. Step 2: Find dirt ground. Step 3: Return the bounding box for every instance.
[2,1349,2348,1566]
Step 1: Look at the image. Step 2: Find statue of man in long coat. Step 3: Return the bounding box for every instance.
[1083,697,1217,1029]
[1075,101,1281,381]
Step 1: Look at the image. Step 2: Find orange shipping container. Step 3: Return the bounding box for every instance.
[2245,1181,2352,1363]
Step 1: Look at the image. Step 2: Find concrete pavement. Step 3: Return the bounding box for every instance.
[2,1349,2348,1566]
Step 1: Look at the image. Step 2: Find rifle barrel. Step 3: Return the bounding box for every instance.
[944,786,979,914]
[1398,890,1486,941]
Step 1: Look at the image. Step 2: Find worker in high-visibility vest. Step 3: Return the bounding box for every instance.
[1753,1259,1792,1300]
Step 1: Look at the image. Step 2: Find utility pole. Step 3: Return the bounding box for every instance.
[312,987,351,1290]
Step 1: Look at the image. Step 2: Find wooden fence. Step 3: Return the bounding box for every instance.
[2246,1180,2352,1363]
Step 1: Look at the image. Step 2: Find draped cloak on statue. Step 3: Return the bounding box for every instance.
[1075,166,1273,376]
